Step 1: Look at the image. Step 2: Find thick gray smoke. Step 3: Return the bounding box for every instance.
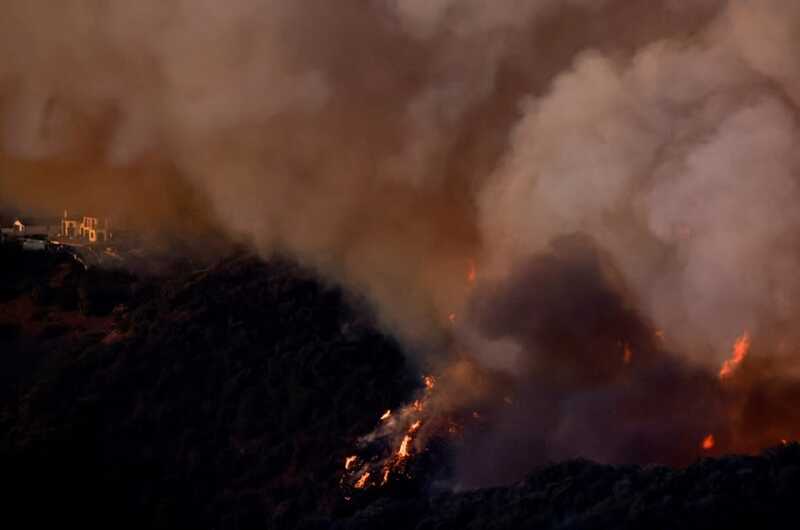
[481,3,800,368]
[3,0,800,485]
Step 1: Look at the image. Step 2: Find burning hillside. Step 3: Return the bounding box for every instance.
[3,0,800,528]
[2,248,800,529]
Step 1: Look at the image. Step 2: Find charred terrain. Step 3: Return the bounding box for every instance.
[1,245,798,529]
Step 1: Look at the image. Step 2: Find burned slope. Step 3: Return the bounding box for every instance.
[1,252,416,529]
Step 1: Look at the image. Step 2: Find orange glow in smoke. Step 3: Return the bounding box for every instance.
[702,433,715,450]
[467,259,477,284]
[720,332,751,380]
[424,375,436,390]
[623,343,633,364]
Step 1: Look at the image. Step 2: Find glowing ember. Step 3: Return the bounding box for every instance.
[382,467,391,485]
[701,433,715,450]
[720,332,751,380]
[380,409,391,421]
[398,435,412,458]
[623,343,633,364]
[354,472,370,489]
[424,375,436,390]
[344,455,357,470]
[467,259,477,284]
[412,399,423,412]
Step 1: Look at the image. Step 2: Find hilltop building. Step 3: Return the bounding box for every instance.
[9,217,60,238]
[61,210,112,243]
[1,210,113,245]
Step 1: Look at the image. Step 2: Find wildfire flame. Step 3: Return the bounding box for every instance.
[719,332,751,380]
[354,472,370,489]
[341,373,452,492]
[397,435,412,458]
[702,433,715,450]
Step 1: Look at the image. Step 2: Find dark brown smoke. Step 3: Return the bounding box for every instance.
[455,235,730,486]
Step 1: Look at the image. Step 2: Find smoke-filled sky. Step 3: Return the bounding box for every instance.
[3,0,800,485]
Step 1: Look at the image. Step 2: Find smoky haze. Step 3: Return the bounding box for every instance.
[3,0,800,485]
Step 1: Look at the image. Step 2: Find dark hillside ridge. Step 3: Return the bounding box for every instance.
[335,445,800,530]
[1,250,416,529]
[1,248,798,529]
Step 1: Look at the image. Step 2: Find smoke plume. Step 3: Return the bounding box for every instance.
[3,0,800,485]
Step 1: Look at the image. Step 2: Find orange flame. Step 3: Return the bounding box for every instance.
[344,455,357,470]
[701,433,715,450]
[720,331,751,380]
[354,472,370,489]
[342,372,456,492]
[398,435,412,458]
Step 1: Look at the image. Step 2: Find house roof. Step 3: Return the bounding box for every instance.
[14,217,61,226]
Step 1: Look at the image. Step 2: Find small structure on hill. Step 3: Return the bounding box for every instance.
[1,210,114,245]
[11,217,60,238]
[61,210,112,243]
